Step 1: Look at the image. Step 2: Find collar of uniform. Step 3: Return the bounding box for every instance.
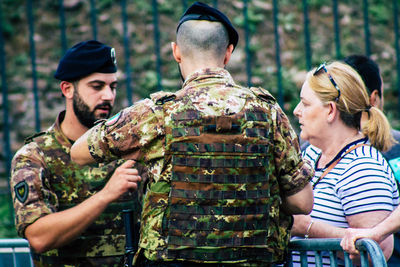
[53,110,74,148]
[182,67,235,89]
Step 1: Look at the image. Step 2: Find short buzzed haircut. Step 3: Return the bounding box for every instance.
[177,20,229,61]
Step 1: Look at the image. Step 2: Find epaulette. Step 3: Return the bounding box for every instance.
[24,131,46,144]
[150,91,176,105]
[250,87,276,103]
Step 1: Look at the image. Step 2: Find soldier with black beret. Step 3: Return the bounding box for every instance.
[10,40,141,266]
[72,2,314,266]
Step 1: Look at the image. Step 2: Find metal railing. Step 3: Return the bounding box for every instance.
[289,238,387,267]
[0,238,33,267]
[0,238,387,266]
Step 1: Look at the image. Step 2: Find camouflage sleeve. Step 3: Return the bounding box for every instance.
[271,103,314,196]
[10,143,58,237]
[87,98,165,163]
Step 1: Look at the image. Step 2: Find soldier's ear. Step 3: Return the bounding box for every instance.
[223,44,234,65]
[171,42,181,63]
[60,81,74,99]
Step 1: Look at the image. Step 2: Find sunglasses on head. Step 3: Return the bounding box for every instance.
[313,62,341,102]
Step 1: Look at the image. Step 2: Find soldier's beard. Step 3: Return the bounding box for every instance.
[73,90,113,128]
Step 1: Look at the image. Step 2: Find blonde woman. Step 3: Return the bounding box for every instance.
[291,61,399,266]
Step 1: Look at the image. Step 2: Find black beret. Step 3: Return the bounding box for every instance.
[177,1,238,49]
[54,40,117,81]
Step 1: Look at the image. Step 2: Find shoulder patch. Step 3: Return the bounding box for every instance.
[150,91,176,105]
[14,181,29,203]
[250,87,276,103]
[105,112,121,126]
[24,131,46,144]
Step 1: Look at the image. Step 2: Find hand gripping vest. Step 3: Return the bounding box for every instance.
[155,88,291,263]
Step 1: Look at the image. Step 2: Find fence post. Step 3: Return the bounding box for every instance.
[0,0,10,176]
[90,0,97,40]
[302,0,312,70]
[27,0,41,133]
[273,0,283,108]
[243,0,252,88]
[332,0,341,59]
[213,0,218,9]
[394,0,400,115]
[363,0,371,56]
[152,0,162,91]
[58,0,67,54]
[0,0,14,222]
[182,0,187,11]
[121,0,133,106]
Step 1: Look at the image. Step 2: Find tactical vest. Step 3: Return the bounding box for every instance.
[153,88,292,263]
[27,130,139,264]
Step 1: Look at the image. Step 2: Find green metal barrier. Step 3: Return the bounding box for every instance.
[289,238,387,267]
[0,238,33,267]
[0,237,386,267]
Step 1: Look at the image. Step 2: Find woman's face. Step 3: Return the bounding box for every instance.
[293,80,328,143]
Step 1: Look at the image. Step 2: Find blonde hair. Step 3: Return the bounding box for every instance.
[307,61,394,152]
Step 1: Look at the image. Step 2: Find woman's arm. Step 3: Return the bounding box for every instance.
[291,210,393,260]
[291,215,346,238]
[346,210,393,260]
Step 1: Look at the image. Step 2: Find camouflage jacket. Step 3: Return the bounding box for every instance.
[10,111,137,267]
[86,68,313,264]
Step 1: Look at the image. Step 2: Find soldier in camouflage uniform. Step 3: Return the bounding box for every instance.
[10,40,141,266]
[71,2,314,266]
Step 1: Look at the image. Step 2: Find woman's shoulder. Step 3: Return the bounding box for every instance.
[339,143,394,183]
[346,143,385,165]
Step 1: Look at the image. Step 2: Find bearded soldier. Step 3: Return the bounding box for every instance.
[10,40,141,266]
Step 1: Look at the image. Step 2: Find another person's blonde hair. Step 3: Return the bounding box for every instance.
[307,61,394,152]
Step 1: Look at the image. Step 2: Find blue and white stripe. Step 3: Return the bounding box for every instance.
[291,139,399,266]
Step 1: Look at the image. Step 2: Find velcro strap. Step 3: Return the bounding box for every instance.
[216,116,232,132]
[165,247,273,262]
[172,127,200,137]
[169,204,270,215]
[170,189,269,200]
[203,124,241,133]
[170,199,269,215]
[170,201,270,218]
[172,172,268,183]
[245,128,269,138]
[170,143,268,154]
[168,234,268,247]
[244,112,269,121]
[172,110,200,121]
[168,214,269,231]
[172,156,266,168]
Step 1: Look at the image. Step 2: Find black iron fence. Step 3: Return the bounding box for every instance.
[1,0,399,236]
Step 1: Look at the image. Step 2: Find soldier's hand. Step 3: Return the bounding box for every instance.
[101,160,141,202]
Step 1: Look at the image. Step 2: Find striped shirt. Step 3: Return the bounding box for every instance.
[292,138,399,266]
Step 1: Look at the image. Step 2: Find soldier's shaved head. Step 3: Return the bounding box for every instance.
[177,20,229,64]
